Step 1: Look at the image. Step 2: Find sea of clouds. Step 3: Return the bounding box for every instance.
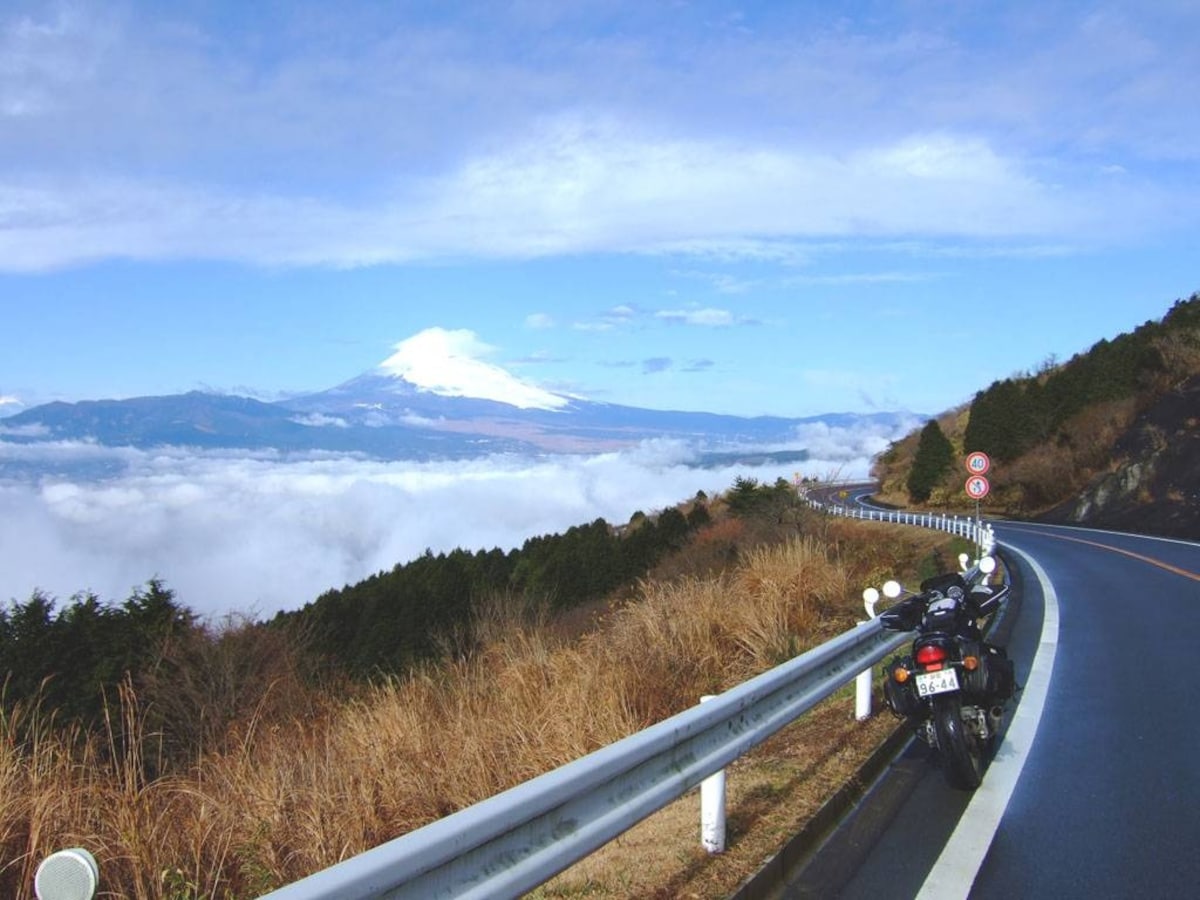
[0,420,905,620]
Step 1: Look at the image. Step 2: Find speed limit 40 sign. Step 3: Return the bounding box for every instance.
[965,451,991,476]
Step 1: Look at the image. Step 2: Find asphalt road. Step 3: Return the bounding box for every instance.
[779,518,1200,899]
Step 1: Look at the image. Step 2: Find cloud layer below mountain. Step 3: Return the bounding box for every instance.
[0,422,897,619]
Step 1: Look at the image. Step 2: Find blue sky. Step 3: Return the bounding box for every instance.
[2,0,1199,615]
[2,0,1197,419]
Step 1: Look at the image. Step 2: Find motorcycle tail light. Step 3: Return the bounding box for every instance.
[915,644,947,667]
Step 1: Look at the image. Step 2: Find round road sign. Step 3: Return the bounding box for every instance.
[965,475,990,500]
[965,451,991,476]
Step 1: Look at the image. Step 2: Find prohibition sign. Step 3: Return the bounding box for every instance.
[965,475,990,500]
[965,451,991,476]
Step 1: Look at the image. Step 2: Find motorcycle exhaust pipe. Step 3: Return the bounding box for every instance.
[990,706,1004,719]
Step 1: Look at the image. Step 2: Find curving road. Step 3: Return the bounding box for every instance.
[780,514,1200,898]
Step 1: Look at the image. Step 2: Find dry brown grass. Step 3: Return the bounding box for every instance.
[650,518,747,581]
[992,397,1140,513]
[0,519,947,899]
[1154,330,1200,384]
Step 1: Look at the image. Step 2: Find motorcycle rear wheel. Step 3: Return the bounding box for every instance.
[933,696,984,790]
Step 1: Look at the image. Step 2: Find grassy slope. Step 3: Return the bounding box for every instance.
[1,513,963,899]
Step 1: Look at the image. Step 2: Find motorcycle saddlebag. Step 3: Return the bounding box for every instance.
[883,655,923,718]
[963,642,1015,701]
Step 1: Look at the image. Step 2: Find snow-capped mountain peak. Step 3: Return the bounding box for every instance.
[376,328,569,411]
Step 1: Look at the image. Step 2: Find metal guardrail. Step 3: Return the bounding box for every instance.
[260,618,909,900]
[804,494,996,555]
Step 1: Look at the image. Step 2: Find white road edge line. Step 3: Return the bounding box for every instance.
[914,542,1061,900]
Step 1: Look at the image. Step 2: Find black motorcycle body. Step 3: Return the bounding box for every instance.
[879,569,1014,790]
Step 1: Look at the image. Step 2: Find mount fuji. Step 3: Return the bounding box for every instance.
[1,328,916,468]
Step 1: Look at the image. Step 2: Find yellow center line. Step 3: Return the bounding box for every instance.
[1004,526,1200,582]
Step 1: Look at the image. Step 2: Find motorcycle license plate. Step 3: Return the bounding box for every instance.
[915,668,959,697]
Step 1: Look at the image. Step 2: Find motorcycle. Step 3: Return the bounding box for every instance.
[865,556,1016,790]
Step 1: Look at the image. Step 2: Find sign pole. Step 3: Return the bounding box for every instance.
[964,452,992,555]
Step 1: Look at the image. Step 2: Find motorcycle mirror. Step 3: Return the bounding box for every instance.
[882,580,902,599]
[862,587,880,618]
[978,556,996,574]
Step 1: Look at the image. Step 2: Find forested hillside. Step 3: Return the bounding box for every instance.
[873,293,1200,536]
[269,496,711,678]
[0,476,804,764]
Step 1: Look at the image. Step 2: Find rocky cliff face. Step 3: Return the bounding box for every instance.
[1042,375,1200,539]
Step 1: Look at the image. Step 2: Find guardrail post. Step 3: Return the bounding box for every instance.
[856,594,881,721]
[699,695,726,854]
[855,667,873,721]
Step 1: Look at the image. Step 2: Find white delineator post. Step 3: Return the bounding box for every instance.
[856,590,882,721]
[699,695,726,853]
[855,665,873,721]
[35,848,99,900]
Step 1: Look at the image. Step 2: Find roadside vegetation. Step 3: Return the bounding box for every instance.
[1,477,965,899]
[873,293,1200,521]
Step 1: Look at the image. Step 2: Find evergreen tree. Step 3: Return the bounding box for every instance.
[907,419,955,503]
[0,581,199,739]
[686,502,711,530]
[725,476,763,516]
[656,507,689,548]
[964,379,1029,462]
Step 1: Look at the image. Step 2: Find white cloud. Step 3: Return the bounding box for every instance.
[571,305,641,332]
[413,120,1107,254]
[0,422,48,437]
[525,312,555,329]
[0,436,897,619]
[783,271,936,287]
[656,308,736,327]
[0,121,1173,272]
[291,413,349,428]
[671,269,762,295]
[787,418,919,465]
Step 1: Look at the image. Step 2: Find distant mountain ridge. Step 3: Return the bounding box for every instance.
[1,333,918,465]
